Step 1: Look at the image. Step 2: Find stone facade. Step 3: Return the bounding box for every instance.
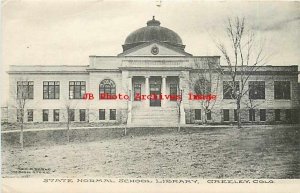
[7,59,299,125]
[6,18,300,125]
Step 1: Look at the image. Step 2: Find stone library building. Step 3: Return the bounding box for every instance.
[7,17,299,126]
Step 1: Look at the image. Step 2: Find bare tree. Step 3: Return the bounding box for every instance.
[12,79,33,149]
[124,89,132,136]
[190,59,221,124]
[62,99,77,143]
[176,86,182,132]
[65,103,71,143]
[216,17,269,128]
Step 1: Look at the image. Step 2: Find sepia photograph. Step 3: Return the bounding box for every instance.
[1,0,300,192]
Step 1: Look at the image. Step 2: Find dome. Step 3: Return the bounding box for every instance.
[122,17,185,51]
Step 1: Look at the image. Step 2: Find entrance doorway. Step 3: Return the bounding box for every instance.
[150,84,161,106]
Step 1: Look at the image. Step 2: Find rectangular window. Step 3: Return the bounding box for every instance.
[110,109,116,120]
[234,109,238,122]
[249,109,255,121]
[80,109,86,122]
[195,109,201,120]
[223,81,239,99]
[223,109,229,121]
[260,109,266,122]
[99,109,105,120]
[69,109,75,122]
[206,110,212,120]
[195,79,211,95]
[275,109,281,121]
[274,81,290,99]
[292,110,299,123]
[249,81,265,99]
[170,84,178,101]
[134,84,141,101]
[69,81,86,99]
[43,81,60,99]
[27,109,33,122]
[17,81,34,99]
[53,109,59,122]
[286,109,291,122]
[43,109,49,122]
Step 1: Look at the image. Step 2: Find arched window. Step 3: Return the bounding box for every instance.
[194,78,211,95]
[99,79,116,99]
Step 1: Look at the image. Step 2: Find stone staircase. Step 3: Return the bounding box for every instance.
[130,107,179,126]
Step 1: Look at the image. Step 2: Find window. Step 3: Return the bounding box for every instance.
[195,109,201,120]
[69,109,75,122]
[234,109,238,121]
[17,109,23,122]
[223,109,229,121]
[53,109,59,122]
[249,81,265,99]
[99,79,116,99]
[170,84,178,101]
[110,109,116,120]
[17,81,34,99]
[274,81,290,99]
[285,109,291,122]
[99,109,105,120]
[43,81,60,99]
[80,109,86,122]
[292,110,299,123]
[134,84,141,101]
[275,109,281,121]
[69,81,86,99]
[43,109,49,122]
[194,78,211,95]
[206,110,212,120]
[223,81,239,99]
[27,109,33,122]
[260,109,266,122]
[249,109,255,122]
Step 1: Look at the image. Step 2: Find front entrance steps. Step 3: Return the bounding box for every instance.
[129,107,179,126]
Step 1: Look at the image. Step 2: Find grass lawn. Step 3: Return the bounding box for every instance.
[1,125,300,178]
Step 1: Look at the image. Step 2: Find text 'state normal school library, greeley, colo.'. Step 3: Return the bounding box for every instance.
[7,17,300,126]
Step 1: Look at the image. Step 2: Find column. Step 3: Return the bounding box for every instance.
[161,76,167,107]
[179,75,186,124]
[128,76,132,100]
[145,76,150,96]
[127,76,132,124]
[144,76,150,107]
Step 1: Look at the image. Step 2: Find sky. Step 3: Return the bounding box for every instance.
[1,0,300,105]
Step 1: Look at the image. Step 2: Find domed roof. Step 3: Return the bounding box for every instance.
[122,17,185,51]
